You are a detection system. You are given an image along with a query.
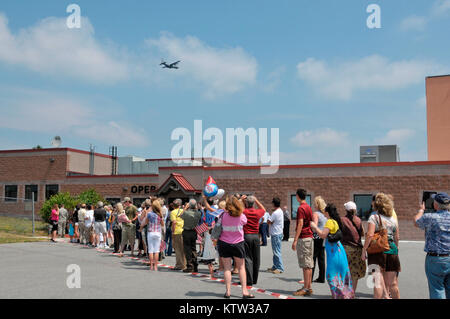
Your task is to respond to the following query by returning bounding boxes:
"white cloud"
[0,89,149,147]
[0,13,129,84]
[73,121,148,148]
[146,33,258,98]
[375,129,415,145]
[400,15,428,31]
[416,96,427,108]
[290,128,350,148]
[262,66,286,93]
[0,13,258,98]
[399,1,450,32]
[296,55,446,100]
[431,0,450,16]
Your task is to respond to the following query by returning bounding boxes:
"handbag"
[367,214,390,254]
[112,214,122,231]
[327,229,343,243]
[211,213,224,240]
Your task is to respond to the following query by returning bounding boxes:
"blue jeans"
[165,226,173,256]
[259,223,269,246]
[271,234,284,272]
[425,255,450,299]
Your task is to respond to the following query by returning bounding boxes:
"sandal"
[242,294,255,299]
[224,293,231,299]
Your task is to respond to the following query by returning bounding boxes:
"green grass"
[0,216,49,244]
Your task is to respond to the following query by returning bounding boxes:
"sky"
[1,0,450,164]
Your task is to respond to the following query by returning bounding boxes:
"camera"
[422,191,437,214]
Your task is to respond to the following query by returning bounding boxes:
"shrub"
[39,192,77,223]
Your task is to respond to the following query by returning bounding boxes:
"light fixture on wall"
[49,158,55,163]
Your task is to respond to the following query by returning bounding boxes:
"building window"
[291,194,311,219]
[4,185,18,202]
[45,184,59,200]
[106,198,121,206]
[25,185,38,202]
[354,194,373,221]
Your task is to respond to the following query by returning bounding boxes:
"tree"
[76,188,107,206]
[33,145,42,149]
[39,192,77,223]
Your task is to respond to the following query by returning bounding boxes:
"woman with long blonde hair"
[312,196,328,283]
[362,193,401,299]
[217,196,254,299]
[140,199,164,270]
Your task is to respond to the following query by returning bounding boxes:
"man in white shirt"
[84,205,94,246]
[267,197,284,274]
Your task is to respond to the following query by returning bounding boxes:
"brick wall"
[0,153,67,181]
[215,175,448,241]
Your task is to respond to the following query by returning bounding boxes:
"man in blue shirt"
[414,192,450,299]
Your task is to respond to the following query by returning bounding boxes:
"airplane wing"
[170,61,181,67]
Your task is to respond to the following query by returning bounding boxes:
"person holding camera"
[414,192,450,299]
[242,195,266,285]
[180,199,202,273]
[50,203,59,242]
[171,199,186,271]
[310,203,354,299]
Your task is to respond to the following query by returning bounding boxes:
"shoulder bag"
[327,229,343,243]
[367,214,390,254]
[211,212,224,240]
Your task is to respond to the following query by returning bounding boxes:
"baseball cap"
[344,201,357,211]
[123,197,131,203]
[431,192,450,205]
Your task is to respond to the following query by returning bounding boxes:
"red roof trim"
[157,173,201,193]
[66,172,159,178]
[145,157,242,166]
[0,147,113,159]
[202,161,450,170]
[159,166,204,170]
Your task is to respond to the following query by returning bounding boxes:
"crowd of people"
[49,189,449,299]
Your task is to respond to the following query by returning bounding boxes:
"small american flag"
[207,209,223,218]
[195,222,209,235]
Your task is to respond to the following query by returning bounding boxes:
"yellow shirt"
[324,219,339,235]
[170,208,184,235]
[392,210,398,224]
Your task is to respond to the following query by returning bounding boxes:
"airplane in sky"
[160,60,181,69]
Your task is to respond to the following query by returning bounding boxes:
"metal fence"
[0,193,36,235]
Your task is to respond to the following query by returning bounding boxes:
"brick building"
[1,147,449,241]
[427,74,450,161]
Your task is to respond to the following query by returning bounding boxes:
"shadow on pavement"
[186,291,236,298]
[276,277,302,283]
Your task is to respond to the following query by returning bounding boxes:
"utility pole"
[32,192,35,236]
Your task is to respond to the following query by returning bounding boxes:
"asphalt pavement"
[0,239,429,299]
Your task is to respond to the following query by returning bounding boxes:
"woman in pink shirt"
[217,196,254,299]
[50,204,59,242]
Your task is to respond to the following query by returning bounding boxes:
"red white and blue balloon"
[203,183,218,197]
